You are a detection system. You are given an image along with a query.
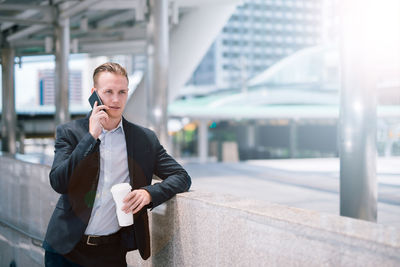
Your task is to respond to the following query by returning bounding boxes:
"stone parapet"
[127,192,400,266]
[0,154,399,266]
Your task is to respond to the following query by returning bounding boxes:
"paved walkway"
[183,157,400,228]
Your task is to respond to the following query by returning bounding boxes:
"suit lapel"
[122,118,151,260]
[123,118,134,185]
[123,117,148,190]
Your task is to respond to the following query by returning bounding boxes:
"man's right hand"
[89,101,109,139]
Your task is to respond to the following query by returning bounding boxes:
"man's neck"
[103,116,122,131]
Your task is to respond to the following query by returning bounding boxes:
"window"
[285,36,294,43]
[285,12,294,19]
[285,48,294,54]
[275,47,283,54]
[296,1,304,8]
[275,23,283,31]
[295,24,304,32]
[285,24,294,31]
[265,23,273,29]
[295,36,304,44]
[265,59,273,65]
[306,14,314,21]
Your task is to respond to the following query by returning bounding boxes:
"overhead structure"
[0,0,240,61]
[124,0,239,127]
[0,0,148,56]
[0,0,240,151]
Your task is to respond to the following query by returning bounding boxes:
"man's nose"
[112,94,119,102]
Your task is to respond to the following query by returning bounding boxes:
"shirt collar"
[101,118,124,134]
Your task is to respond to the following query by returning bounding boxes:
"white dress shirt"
[85,119,130,235]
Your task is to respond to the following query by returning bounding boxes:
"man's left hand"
[122,189,152,214]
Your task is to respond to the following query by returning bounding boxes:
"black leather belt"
[82,230,121,246]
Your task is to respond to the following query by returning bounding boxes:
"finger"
[93,104,107,114]
[123,191,136,203]
[122,197,135,211]
[123,190,146,212]
[132,201,145,214]
[92,102,102,115]
[95,111,108,121]
[97,111,109,119]
[96,105,110,112]
[122,193,139,212]
[129,196,143,213]
[123,192,144,213]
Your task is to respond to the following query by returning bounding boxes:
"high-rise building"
[38,69,82,105]
[188,0,324,88]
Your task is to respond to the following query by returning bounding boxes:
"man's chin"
[107,110,123,119]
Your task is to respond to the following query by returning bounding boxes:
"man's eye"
[105,91,112,94]
[119,91,127,94]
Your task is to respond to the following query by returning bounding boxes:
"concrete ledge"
[127,192,400,266]
[1,155,400,266]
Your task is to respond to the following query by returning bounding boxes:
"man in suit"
[42,62,191,267]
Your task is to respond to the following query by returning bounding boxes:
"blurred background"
[2,1,400,266]
[1,0,399,161]
[0,0,400,225]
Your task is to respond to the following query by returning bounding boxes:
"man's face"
[93,72,129,120]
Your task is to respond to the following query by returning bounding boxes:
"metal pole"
[247,122,255,148]
[18,127,25,154]
[54,17,70,126]
[1,46,17,153]
[147,0,169,147]
[198,120,208,163]
[289,119,297,158]
[339,0,377,222]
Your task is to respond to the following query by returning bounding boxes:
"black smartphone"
[88,90,103,109]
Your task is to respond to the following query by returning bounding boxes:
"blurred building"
[38,69,82,105]
[172,46,400,160]
[188,0,324,88]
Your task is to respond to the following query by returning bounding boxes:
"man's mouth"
[110,106,120,110]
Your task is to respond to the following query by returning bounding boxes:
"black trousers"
[45,240,127,267]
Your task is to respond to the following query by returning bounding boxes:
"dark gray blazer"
[42,114,191,260]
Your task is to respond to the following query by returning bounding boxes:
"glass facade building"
[188,0,324,88]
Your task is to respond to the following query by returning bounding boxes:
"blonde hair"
[93,62,128,87]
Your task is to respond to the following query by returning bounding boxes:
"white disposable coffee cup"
[111,183,134,227]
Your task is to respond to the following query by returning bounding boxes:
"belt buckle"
[86,235,98,246]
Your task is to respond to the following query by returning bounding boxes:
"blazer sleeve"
[49,125,98,194]
[142,131,191,208]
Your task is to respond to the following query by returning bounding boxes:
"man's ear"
[91,88,95,94]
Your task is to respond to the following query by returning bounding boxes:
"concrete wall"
[0,154,56,267]
[128,192,400,266]
[1,154,400,266]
